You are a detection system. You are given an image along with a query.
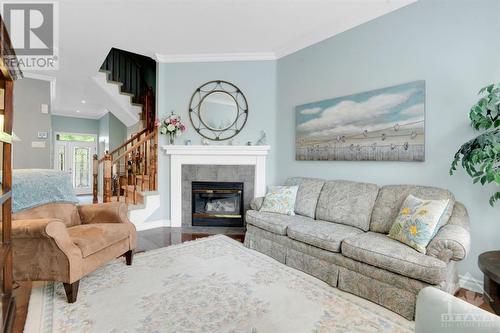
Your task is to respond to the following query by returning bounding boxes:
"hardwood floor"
[11,227,495,332]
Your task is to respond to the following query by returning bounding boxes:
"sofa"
[244,177,471,319]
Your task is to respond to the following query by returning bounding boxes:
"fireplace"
[192,181,244,227]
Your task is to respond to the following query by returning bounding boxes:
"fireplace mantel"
[162,145,271,227]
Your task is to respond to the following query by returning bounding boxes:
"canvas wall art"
[295,81,425,161]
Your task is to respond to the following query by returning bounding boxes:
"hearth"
[192,181,244,227]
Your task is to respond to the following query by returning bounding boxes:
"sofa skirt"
[244,224,460,320]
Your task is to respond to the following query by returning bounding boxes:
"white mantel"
[162,145,271,227]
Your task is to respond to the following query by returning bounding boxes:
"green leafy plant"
[450,83,500,206]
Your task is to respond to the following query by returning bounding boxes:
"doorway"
[54,133,97,195]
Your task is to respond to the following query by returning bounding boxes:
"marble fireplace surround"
[162,145,271,227]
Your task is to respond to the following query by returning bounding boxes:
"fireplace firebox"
[192,181,244,227]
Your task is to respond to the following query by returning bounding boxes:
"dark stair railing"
[94,48,157,204]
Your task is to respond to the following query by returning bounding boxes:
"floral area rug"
[24,235,414,333]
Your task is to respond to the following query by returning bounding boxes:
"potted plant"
[450,83,500,206]
[160,111,187,144]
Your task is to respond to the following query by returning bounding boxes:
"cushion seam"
[342,240,445,282]
[287,230,340,252]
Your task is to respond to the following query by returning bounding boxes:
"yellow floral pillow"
[388,195,450,253]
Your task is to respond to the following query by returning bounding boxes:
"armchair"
[12,202,136,303]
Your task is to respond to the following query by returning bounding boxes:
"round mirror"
[189,81,249,141]
[200,91,238,131]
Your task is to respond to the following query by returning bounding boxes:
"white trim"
[22,72,57,104]
[163,145,271,156]
[155,52,276,63]
[459,274,484,294]
[162,145,270,227]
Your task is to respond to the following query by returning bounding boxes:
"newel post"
[92,154,99,203]
[103,152,112,203]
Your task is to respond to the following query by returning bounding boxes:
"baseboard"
[459,274,484,294]
[134,219,170,231]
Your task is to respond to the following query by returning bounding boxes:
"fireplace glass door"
[192,181,244,227]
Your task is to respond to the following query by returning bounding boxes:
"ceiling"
[25,0,417,120]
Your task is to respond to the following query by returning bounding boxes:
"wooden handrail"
[97,128,148,163]
[112,130,156,164]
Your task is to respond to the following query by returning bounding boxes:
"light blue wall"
[108,112,127,151]
[52,115,99,135]
[13,78,52,169]
[157,61,277,221]
[98,114,110,154]
[276,0,500,280]
[98,113,127,153]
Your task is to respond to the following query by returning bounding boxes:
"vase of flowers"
[160,111,187,144]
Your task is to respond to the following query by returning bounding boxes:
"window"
[57,133,95,142]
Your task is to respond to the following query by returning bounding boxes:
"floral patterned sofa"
[244,177,471,320]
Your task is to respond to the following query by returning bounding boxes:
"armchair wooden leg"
[125,250,133,265]
[63,281,80,303]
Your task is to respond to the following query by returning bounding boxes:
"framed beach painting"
[295,80,425,161]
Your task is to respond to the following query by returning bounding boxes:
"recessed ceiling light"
[76,110,80,113]
[81,100,86,104]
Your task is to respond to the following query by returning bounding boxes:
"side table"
[478,251,500,315]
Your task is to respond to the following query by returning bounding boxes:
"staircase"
[93,48,159,212]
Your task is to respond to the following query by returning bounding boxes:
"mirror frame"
[188,80,249,141]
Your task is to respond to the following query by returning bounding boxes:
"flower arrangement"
[160,111,187,144]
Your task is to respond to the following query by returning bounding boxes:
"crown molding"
[155,52,276,63]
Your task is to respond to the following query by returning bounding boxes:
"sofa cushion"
[285,177,325,218]
[341,232,447,284]
[287,220,363,252]
[246,210,313,235]
[370,185,455,234]
[315,180,379,231]
[68,223,132,257]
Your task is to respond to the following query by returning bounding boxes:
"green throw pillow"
[260,186,299,216]
[388,194,450,254]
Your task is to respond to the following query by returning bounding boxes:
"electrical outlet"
[37,131,48,139]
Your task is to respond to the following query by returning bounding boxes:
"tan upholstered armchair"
[11,202,137,303]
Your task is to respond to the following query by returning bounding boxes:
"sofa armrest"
[44,221,83,261]
[12,218,63,239]
[77,202,130,224]
[416,287,500,333]
[250,197,265,210]
[427,202,470,262]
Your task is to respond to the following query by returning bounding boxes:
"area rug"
[25,235,414,333]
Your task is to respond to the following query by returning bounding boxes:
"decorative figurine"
[256,130,267,145]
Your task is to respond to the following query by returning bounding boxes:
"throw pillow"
[260,186,299,215]
[388,194,450,254]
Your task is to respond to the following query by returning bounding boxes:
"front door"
[54,133,97,195]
